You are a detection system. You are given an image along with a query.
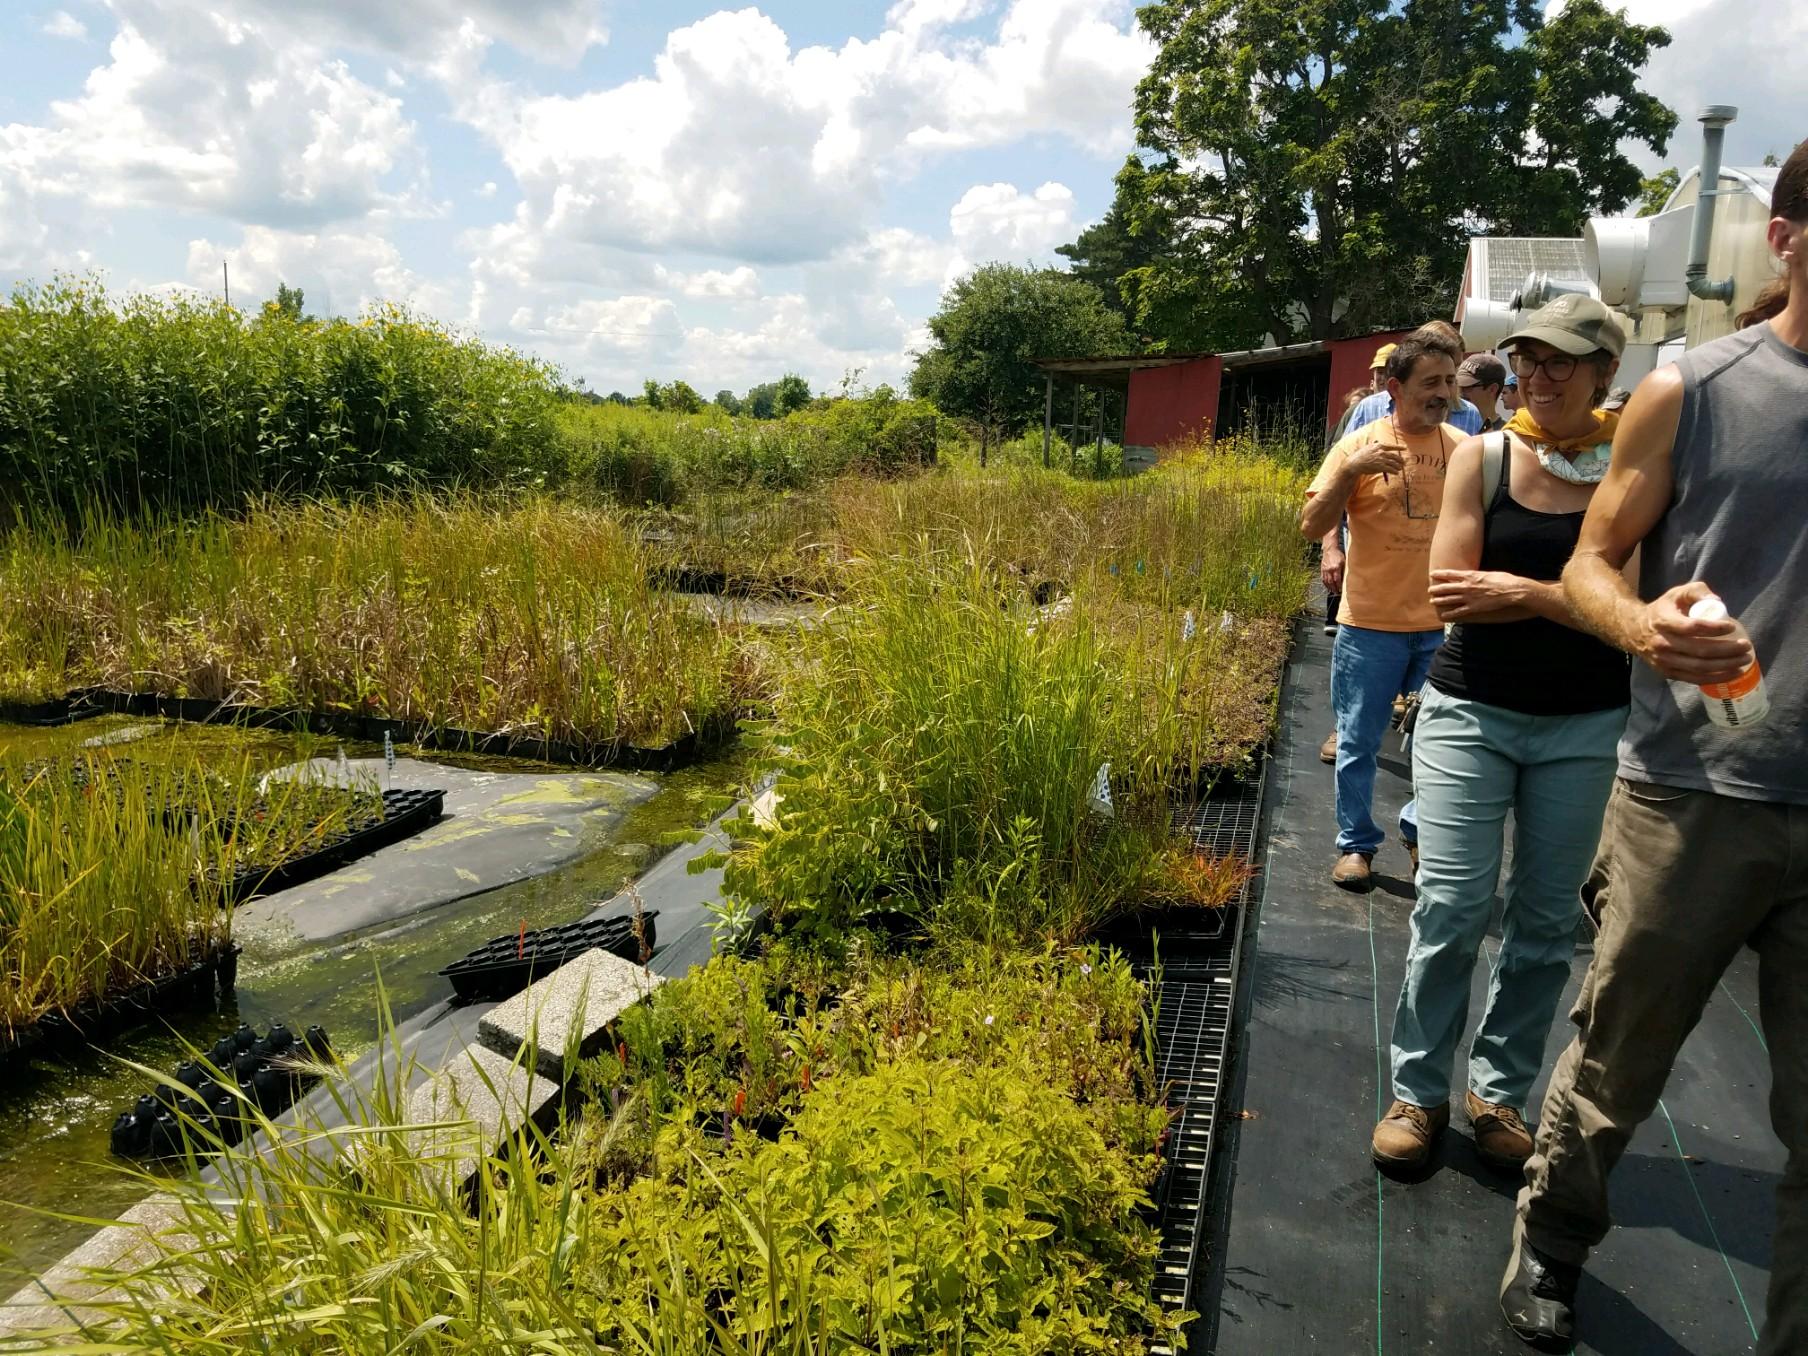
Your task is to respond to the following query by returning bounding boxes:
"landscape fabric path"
[1199,618,1778,1356]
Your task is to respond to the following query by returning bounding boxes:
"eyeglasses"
[1510,352,1580,382]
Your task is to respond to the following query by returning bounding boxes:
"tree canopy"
[908,264,1132,456]
[1072,0,1676,351]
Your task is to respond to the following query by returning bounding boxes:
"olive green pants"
[1517,778,1808,1355]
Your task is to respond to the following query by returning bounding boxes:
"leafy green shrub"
[0,277,564,520]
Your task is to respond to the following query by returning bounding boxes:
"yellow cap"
[1370,343,1397,370]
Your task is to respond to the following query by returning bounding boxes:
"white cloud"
[476,181,498,199]
[185,225,460,323]
[434,0,1149,269]
[43,10,87,39]
[656,264,762,300]
[3,3,425,229]
[950,181,1079,261]
[1545,0,1802,177]
[241,0,606,65]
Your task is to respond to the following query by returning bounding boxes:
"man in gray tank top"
[1498,140,1808,1354]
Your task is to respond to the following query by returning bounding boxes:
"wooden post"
[1070,384,1082,471]
[1042,374,1054,468]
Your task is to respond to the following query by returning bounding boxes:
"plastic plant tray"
[109,1021,332,1160]
[221,786,444,903]
[439,912,658,1002]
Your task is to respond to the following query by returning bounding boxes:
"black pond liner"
[72,689,739,775]
[217,786,445,904]
[439,912,659,1003]
[648,565,822,603]
[0,690,107,727]
[1,944,242,1072]
[109,1021,333,1160]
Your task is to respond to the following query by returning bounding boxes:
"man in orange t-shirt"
[1300,333,1463,891]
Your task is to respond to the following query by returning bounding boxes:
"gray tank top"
[1620,323,1808,803]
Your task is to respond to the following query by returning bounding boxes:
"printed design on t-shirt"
[1400,445,1449,521]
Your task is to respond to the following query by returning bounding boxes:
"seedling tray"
[220,787,444,903]
[109,1021,333,1160]
[440,912,658,1003]
[1,944,242,1072]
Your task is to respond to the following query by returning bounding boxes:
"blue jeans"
[1389,685,1626,1110]
[1330,624,1443,856]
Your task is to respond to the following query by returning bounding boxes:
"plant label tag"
[1182,610,1196,642]
[1088,761,1114,817]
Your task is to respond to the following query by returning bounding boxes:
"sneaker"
[1371,1098,1449,1170]
[1319,731,1338,764]
[1402,838,1419,875]
[1466,1091,1534,1170]
[1331,851,1373,892]
[1500,1225,1580,1351]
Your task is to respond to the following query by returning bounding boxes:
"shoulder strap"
[1480,431,1509,513]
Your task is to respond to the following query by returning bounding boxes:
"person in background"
[1321,383,1375,642]
[1458,353,1510,431]
[1301,334,1463,891]
[1374,296,1629,1177]
[1500,136,1808,1355]
[1501,371,1523,416]
[1348,323,1485,436]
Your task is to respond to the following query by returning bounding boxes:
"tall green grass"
[0,278,565,520]
[0,749,368,1039]
[0,497,751,748]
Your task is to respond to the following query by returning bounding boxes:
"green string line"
[1368,891,1385,1356]
[1719,977,1769,1053]
[1657,1100,1762,1344]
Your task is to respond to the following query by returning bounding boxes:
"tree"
[908,264,1132,462]
[263,281,306,321]
[773,373,812,416]
[713,389,742,415]
[662,380,705,414]
[1638,168,1680,217]
[1115,0,1677,350]
[1055,198,1170,332]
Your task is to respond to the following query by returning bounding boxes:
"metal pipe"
[1686,105,1739,304]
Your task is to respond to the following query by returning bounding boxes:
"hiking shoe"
[1500,1227,1580,1351]
[1371,1099,1449,1170]
[1403,838,1420,875]
[1319,731,1338,764]
[1466,1092,1534,1170]
[1331,851,1373,892]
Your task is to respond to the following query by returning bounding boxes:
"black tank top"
[1427,442,1629,716]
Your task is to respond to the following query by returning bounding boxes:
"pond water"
[0,715,748,1280]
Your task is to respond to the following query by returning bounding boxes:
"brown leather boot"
[1331,851,1373,892]
[1319,730,1338,764]
[1466,1091,1534,1171]
[1372,1099,1449,1170]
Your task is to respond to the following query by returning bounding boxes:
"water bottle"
[1689,596,1770,729]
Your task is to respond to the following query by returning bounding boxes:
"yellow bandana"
[1504,408,1619,485]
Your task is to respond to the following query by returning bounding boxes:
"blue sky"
[0,0,1154,395]
[1,0,1793,395]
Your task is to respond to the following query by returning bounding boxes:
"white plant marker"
[384,731,395,791]
[1182,610,1196,642]
[1220,610,1235,632]
[1088,761,1114,817]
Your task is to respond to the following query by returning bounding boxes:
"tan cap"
[1370,342,1397,370]
[1457,353,1508,386]
[1502,295,1626,358]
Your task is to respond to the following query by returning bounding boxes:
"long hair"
[1737,138,1808,330]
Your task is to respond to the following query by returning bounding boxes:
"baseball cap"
[1457,353,1508,387]
[1370,342,1397,370]
[1501,295,1626,358]
[1504,371,1518,388]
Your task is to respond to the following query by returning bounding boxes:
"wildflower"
[984,1014,995,1026]
[1080,963,1093,977]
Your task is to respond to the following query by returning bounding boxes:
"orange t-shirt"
[1308,419,1461,632]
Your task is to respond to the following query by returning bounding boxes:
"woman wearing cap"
[1371,295,1631,1175]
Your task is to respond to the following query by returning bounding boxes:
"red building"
[1035,329,1412,466]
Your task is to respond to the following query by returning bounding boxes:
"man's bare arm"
[1300,441,1404,540]
[1561,367,1751,683]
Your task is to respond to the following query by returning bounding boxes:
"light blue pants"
[1330,624,1443,856]
[1389,685,1626,1110]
